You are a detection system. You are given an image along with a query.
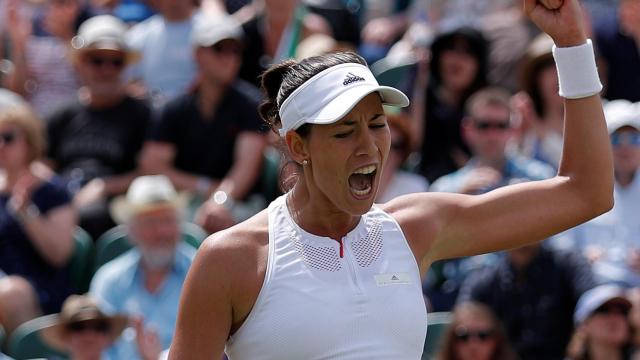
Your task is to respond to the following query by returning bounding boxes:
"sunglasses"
[473,121,510,131]
[67,320,111,333]
[611,132,640,146]
[0,131,17,146]
[594,303,630,316]
[454,328,495,343]
[209,41,243,56]
[86,55,125,69]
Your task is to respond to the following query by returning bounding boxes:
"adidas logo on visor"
[343,72,365,86]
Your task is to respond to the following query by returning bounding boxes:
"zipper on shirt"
[341,236,364,296]
[339,238,344,258]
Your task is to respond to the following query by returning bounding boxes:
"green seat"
[422,311,452,360]
[7,315,68,360]
[93,222,207,272]
[370,55,417,91]
[0,324,5,351]
[68,227,94,293]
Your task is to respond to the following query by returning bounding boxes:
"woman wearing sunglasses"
[39,294,128,360]
[566,285,633,360]
[0,105,77,335]
[170,1,614,358]
[436,301,517,360]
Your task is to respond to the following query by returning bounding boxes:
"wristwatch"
[212,190,236,211]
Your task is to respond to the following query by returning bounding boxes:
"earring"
[302,159,309,166]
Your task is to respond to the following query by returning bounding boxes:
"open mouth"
[348,165,377,198]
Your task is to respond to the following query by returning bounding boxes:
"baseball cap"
[574,284,632,325]
[71,15,140,62]
[192,14,243,48]
[604,99,640,134]
[278,63,410,136]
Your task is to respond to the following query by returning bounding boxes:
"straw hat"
[39,295,128,352]
[110,175,189,224]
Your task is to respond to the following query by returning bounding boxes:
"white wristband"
[552,39,603,99]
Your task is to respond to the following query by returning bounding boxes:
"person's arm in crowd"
[4,0,31,97]
[72,172,140,209]
[139,141,220,195]
[9,174,76,267]
[386,0,614,273]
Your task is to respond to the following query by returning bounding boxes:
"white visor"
[278,63,409,136]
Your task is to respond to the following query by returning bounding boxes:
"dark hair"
[429,27,489,105]
[437,302,517,360]
[258,51,367,136]
[258,52,368,192]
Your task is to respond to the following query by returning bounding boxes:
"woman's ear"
[285,130,309,165]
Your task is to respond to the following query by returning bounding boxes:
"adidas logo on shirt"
[343,72,365,86]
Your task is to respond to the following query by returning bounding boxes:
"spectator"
[511,33,564,169]
[431,87,555,194]
[90,175,195,360]
[46,15,151,240]
[238,0,332,87]
[436,301,517,360]
[458,242,596,360]
[3,0,93,116]
[425,87,553,311]
[551,100,640,286]
[375,107,428,203]
[140,14,267,234]
[0,105,77,334]
[566,284,633,360]
[593,0,640,102]
[125,0,202,107]
[38,294,128,360]
[414,26,489,183]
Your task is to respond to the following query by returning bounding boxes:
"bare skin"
[169,1,613,358]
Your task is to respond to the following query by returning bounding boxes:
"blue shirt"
[430,155,555,194]
[89,244,195,360]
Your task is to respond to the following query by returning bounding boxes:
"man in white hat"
[552,99,640,286]
[139,14,268,235]
[89,175,195,360]
[45,14,151,241]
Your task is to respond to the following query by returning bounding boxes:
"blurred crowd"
[0,0,640,359]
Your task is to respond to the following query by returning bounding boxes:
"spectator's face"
[612,127,640,176]
[0,123,29,170]
[196,40,243,86]
[453,312,498,360]
[439,39,479,93]
[130,206,180,270]
[619,0,640,37]
[464,104,512,161]
[584,300,630,347]
[66,320,112,360]
[77,50,126,95]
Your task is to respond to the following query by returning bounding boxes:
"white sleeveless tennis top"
[225,194,428,359]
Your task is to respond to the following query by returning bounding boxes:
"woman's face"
[0,123,30,170]
[453,312,498,360]
[303,93,390,215]
[584,301,630,347]
[439,40,479,93]
[66,320,112,359]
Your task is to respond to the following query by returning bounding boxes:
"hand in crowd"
[628,249,640,273]
[195,200,236,234]
[6,0,32,51]
[511,91,544,136]
[43,0,80,41]
[361,17,401,46]
[459,166,503,195]
[72,178,106,209]
[133,317,162,360]
[8,171,39,214]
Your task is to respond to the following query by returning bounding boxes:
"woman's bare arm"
[387,0,614,270]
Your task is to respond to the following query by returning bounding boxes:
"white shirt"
[225,195,428,359]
